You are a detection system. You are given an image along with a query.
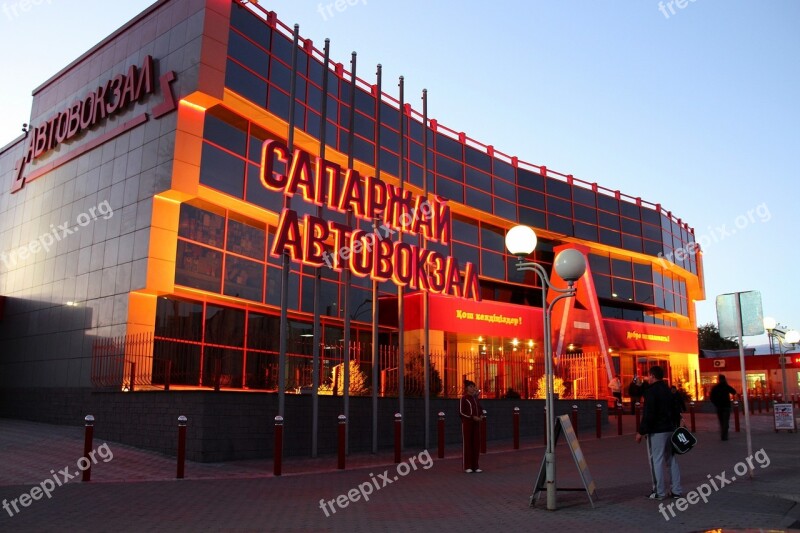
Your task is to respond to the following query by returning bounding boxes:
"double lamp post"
[505,225,586,511]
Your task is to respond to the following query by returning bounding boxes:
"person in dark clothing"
[629,377,643,414]
[709,374,737,441]
[670,385,687,428]
[460,380,483,473]
[635,366,682,500]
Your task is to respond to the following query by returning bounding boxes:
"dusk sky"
[2,0,798,349]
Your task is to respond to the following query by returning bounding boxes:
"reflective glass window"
[547,214,573,235]
[200,144,245,199]
[620,201,640,220]
[599,228,621,247]
[574,204,597,224]
[597,194,619,214]
[228,32,269,78]
[436,133,462,160]
[175,241,223,293]
[518,188,545,210]
[518,168,544,190]
[574,222,597,241]
[519,207,546,229]
[224,256,264,301]
[481,250,505,280]
[267,86,290,121]
[611,258,633,279]
[573,187,596,207]
[589,254,610,275]
[481,223,505,252]
[465,146,491,171]
[613,278,634,300]
[435,176,463,203]
[204,109,248,155]
[494,179,516,202]
[452,215,479,243]
[494,199,516,221]
[435,154,463,181]
[465,166,491,190]
[621,217,642,236]
[547,196,572,217]
[622,234,643,253]
[598,210,619,230]
[466,188,492,212]
[230,6,271,44]
[226,219,266,260]
[546,178,571,199]
[493,159,515,182]
[225,60,267,107]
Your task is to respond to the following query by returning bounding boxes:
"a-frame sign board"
[530,414,597,508]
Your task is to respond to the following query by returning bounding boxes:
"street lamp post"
[505,225,586,511]
[763,317,800,402]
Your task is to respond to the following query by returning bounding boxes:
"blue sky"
[1,0,798,349]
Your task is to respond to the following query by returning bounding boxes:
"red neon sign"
[262,140,480,301]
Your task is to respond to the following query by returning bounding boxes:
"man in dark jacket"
[635,366,682,500]
[710,374,737,441]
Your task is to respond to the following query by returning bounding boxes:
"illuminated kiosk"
[0,0,704,460]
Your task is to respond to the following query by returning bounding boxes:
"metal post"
[480,410,487,454]
[571,405,578,438]
[394,413,402,464]
[689,401,696,432]
[82,415,94,482]
[273,415,283,476]
[595,404,602,439]
[337,415,346,470]
[177,415,187,479]
[513,407,520,449]
[617,403,623,435]
[164,359,171,391]
[635,402,641,430]
[734,401,740,432]
[543,406,547,446]
[129,361,136,392]
[437,412,445,458]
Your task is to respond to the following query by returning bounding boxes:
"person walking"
[608,374,622,407]
[460,380,483,473]
[629,376,643,415]
[710,374,737,441]
[635,366,682,500]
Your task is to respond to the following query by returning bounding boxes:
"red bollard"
[394,413,402,464]
[766,396,772,413]
[733,401,740,432]
[273,415,283,476]
[177,415,187,479]
[596,404,602,439]
[513,407,520,450]
[82,415,94,482]
[616,403,623,435]
[795,394,800,411]
[437,412,445,459]
[635,402,641,430]
[689,402,696,432]
[757,395,762,414]
[571,405,578,438]
[337,415,346,470]
[480,410,487,454]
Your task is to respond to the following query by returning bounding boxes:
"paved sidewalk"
[1,412,798,532]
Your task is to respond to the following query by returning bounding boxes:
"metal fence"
[91,332,608,399]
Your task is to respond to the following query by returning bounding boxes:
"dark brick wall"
[0,388,609,462]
